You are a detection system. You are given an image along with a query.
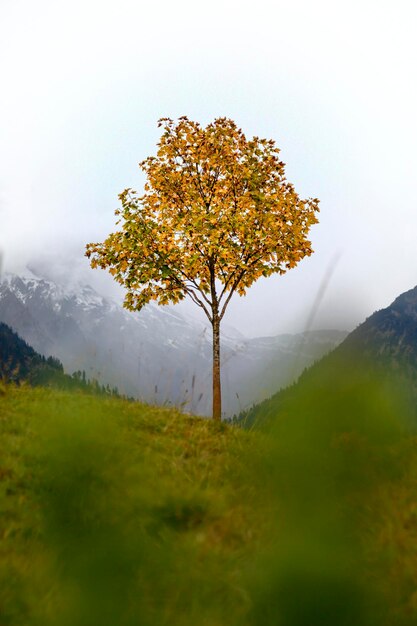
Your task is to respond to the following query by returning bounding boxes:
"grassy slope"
[0,385,264,626]
[1,383,417,625]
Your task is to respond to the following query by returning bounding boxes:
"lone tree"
[86,117,319,420]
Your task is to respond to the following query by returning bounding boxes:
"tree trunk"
[212,313,221,420]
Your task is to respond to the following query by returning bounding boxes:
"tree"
[86,117,319,420]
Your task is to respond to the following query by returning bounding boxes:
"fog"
[1,0,416,337]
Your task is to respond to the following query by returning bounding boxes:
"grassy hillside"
[1,382,417,625]
[0,385,262,626]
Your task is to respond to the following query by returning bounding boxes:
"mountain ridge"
[242,283,417,425]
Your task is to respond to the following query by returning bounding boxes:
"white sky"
[1,0,416,337]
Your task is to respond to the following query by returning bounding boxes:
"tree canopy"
[86,116,319,418]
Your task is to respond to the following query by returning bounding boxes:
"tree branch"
[177,269,212,307]
[185,287,212,322]
[219,269,246,321]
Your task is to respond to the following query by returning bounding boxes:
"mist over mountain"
[244,284,417,424]
[0,269,347,416]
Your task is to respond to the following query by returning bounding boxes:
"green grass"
[1,381,417,625]
[0,385,263,626]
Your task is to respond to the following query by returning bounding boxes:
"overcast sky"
[1,0,416,337]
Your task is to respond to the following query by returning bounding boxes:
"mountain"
[0,321,129,400]
[218,328,347,413]
[0,321,63,385]
[0,321,96,391]
[0,270,347,416]
[335,285,417,376]
[243,284,417,425]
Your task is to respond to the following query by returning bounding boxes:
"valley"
[0,269,347,416]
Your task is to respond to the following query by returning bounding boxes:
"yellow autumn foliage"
[86,116,319,322]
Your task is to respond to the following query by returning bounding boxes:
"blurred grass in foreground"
[1,373,417,625]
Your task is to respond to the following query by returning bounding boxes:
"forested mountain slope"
[244,285,417,425]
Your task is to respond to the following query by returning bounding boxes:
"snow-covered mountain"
[0,270,347,416]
